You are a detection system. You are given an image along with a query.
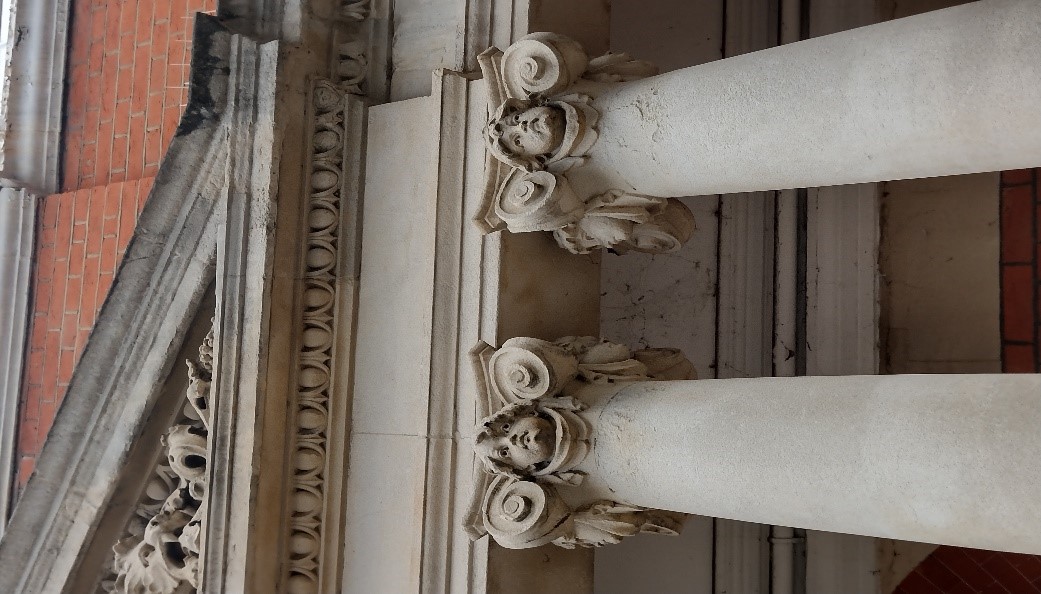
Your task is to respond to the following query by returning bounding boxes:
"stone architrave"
[467,337,1041,554]
[476,0,1041,254]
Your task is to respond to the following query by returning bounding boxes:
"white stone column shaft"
[589,374,1041,554]
[581,0,1041,196]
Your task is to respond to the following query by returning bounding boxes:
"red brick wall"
[999,168,1040,372]
[63,0,208,190]
[896,168,1041,594]
[15,0,216,489]
[896,547,1041,594]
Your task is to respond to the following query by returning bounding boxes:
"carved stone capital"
[475,34,695,256]
[466,336,695,549]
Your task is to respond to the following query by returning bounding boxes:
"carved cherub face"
[486,99,566,171]
[475,405,557,474]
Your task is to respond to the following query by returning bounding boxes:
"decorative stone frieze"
[466,336,694,549]
[475,34,696,255]
[281,73,368,592]
[107,327,213,594]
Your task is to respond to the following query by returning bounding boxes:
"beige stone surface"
[881,173,1001,373]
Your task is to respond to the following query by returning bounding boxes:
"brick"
[45,273,65,325]
[163,105,181,138]
[66,66,89,112]
[71,222,87,243]
[899,567,945,593]
[936,547,996,587]
[53,200,73,246]
[118,1,137,43]
[1001,185,1034,264]
[119,203,138,240]
[28,316,47,350]
[917,557,968,593]
[136,0,155,39]
[38,399,58,430]
[146,93,165,130]
[1005,553,1041,581]
[73,189,91,223]
[60,315,79,349]
[26,349,45,380]
[35,246,55,282]
[76,328,93,354]
[111,135,129,174]
[16,457,35,487]
[1002,169,1037,187]
[132,44,152,98]
[78,142,97,180]
[86,195,105,252]
[152,22,170,62]
[115,64,134,106]
[97,272,114,300]
[144,128,163,169]
[67,252,84,284]
[88,39,105,73]
[17,418,39,453]
[83,107,101,138]
[1003,344,1035,373]
[57,349,75,383]
[1002,265,1035,343]
[39,224,57,250]
[100,236,118,273]
[85,71,103,105]
[104,1,122,43]
[40,198,60,228]
[982,555,1040,593]
[66,25,90,68]
[113,101,131,137]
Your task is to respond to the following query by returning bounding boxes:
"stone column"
[579,0,1041,197]
[475,0,1041,254]
[466,338,1041,555]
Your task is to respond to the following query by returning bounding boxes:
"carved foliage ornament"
[476,34,695,255]
[467,337,693,549]
[108,327,213,594]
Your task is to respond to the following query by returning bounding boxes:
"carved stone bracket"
[465,336,694,549]
[475,34,695,255]
[106,326,213,594]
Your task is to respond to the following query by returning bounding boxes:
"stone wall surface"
[890,168,1041,592]
[15,0,216,490]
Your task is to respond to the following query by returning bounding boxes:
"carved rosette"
[106,327,213,594]
[476,33,696,255]
[466,336,694,549]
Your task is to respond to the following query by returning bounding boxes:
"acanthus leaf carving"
[476,34,694,255]
[107,326,213,594]
[467,337,696,550]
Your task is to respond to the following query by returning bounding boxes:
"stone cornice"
[0,0,70,193]
[0,186,35,532]
[0,15,242,593]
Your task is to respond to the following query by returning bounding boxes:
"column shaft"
[582,0,1041,196]
[589,374,1041,553]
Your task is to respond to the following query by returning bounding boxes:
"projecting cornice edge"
[0,16,270,593]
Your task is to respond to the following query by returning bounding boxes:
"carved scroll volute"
[482,476,572,549]
[469,337,694,550]
[495,170,584,233]
[488,337,579,405]
[500,33,589,99]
